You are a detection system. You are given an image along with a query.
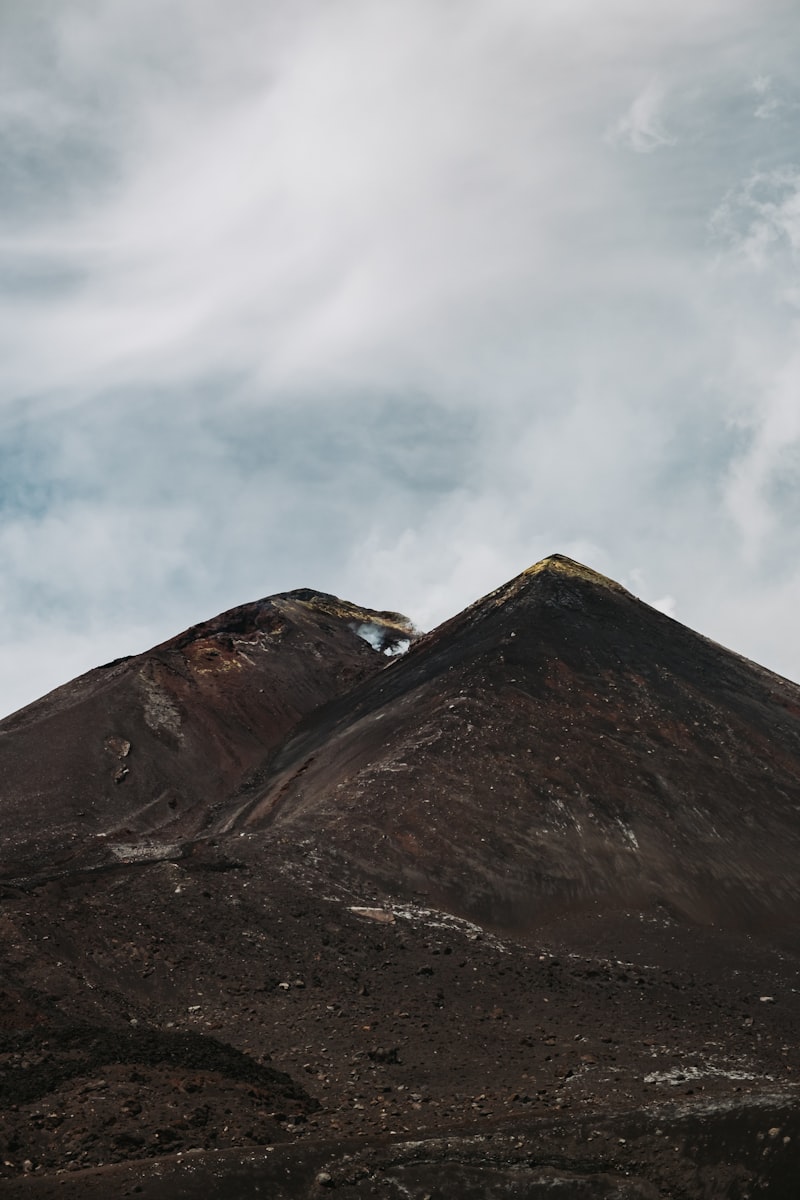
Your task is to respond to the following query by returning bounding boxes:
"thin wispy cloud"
[608,77,676,153]
[2,0,800,715]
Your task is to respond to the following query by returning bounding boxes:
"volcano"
[0,589,414,880]
[229,555,800,933]
[1,556,798,1198]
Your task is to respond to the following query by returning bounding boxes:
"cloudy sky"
[2,0,800,716]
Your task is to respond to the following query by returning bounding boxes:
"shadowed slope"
[234,556,800,931]
[0,591,415,881]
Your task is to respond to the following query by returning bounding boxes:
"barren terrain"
[1,557,798,1197]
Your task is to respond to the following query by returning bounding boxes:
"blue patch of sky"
[0,422,70,518]
[0,249,87,298]
[613,82,800,241]
[203,393,478,494]
[0,383,480,584]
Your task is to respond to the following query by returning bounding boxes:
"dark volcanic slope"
[234,556,800,932]
[0,590,414,881]
[2,556,800,1198]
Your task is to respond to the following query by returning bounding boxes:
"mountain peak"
[279,588,417,651]
[447,553,633,635]
[522,553,630,596]
[238,549,800,936]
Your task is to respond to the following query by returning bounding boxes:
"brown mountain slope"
[0,590,415,882]
[230,555,800,933]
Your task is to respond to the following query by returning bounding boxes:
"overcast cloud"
[2,0,800,716]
